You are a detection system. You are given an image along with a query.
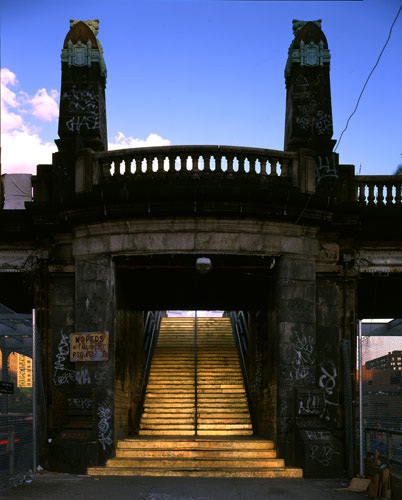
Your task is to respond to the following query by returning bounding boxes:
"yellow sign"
[70,332,109,362]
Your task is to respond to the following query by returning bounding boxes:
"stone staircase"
[87,316,302,478]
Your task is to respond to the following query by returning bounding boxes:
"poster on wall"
[70,331,109,361]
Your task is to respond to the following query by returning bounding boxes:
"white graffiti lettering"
[288,332,315,382]
[61,86,99,115]
[97,404,112,450]
[68,397,92,409]
[53,332,73,386]
[319,363,339,421]
[305,430,331,440]
[310,444,339,467]
[298,390,321,415]
[65,115,99,133]
[75,368,92,385]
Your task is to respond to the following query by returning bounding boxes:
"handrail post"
[194,310,198,436]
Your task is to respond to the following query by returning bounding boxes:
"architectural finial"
[70,19,99,36]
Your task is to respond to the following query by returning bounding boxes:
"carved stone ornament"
[70,19,99,36]
[292,19,322,37]
[61,39,107,78]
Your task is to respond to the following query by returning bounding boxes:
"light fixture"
[195,257,212,275]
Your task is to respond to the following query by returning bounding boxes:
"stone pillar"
[276,254,316,464]
[75,256,115,465]
[316,277,340,429]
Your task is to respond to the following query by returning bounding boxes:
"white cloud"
[2,129,57,174]
[1,68,58,174]
[30,88,59,121]
[108,132,170,150]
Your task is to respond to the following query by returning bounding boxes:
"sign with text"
[70,331,109,362]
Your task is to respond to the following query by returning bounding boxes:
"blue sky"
[1,0,401,175]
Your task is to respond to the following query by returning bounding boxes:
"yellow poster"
[70,332,109,361]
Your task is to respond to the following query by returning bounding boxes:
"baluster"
[377,183,385,204]
[226,155,234,174]
[386,182,394,205]
[123,157,130,175]
[157,155,165,173]
[238,156,245,174]
[395,182,402,204]
[168,155,177,172]
[248,156,256,174]
[358,182,366,204]
[215,154,222,173]
[270,156,278,176]
[178,155,186,172]
[192,154,199,172]
[367,183,375,205]
[134,156,142,174]
[259,157,267,176]
[204,154,211,172]
[114,159,122,176]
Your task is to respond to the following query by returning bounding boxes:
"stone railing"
[75,145,318,194]
[356,176,402,206]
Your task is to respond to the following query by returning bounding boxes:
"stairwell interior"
[88,316,302,477]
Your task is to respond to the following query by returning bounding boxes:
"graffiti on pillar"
[94,369,107,385]
[296,389,324,416]
[319,362,339,421]
[65,115,100,133]
[61,85,101,135]
[309,443,340,467]
[287,330,315,383]
[75,368,92,385]
[53,330,75,386]
[61,86,99,115]
[316,155,338,184]
[97,402,112,450]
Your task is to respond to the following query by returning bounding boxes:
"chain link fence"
[0,306,37,488]
[359,319,402,471]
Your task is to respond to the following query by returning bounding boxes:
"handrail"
[194,311,198,436]
[134,310,163,433]
[228,311,253,421]
[364,426,402,467]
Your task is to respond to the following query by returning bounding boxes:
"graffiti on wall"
[318,362,339,422]
[53,330,76,386]
[97,402,112,450]
[287,330,315,383]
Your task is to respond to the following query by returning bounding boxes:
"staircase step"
[105,458,284,468]
[87,467,303,478]
[115,449,277,459]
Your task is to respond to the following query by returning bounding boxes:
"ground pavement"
[0,473,369,500]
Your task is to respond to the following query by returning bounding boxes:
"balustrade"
[356,176,402,206]
[92,145,297,181]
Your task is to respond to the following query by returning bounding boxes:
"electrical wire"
[334,3,402,153]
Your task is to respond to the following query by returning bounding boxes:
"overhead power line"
[334,3,402,153]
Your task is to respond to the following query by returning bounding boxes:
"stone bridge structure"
[1,19,402,476]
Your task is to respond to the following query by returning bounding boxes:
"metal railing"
[227,311,253,420]
[134,311,163,433]
[194,312,198,435]
[364,426,402,468]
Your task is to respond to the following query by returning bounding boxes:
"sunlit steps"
[87,437,302,478]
